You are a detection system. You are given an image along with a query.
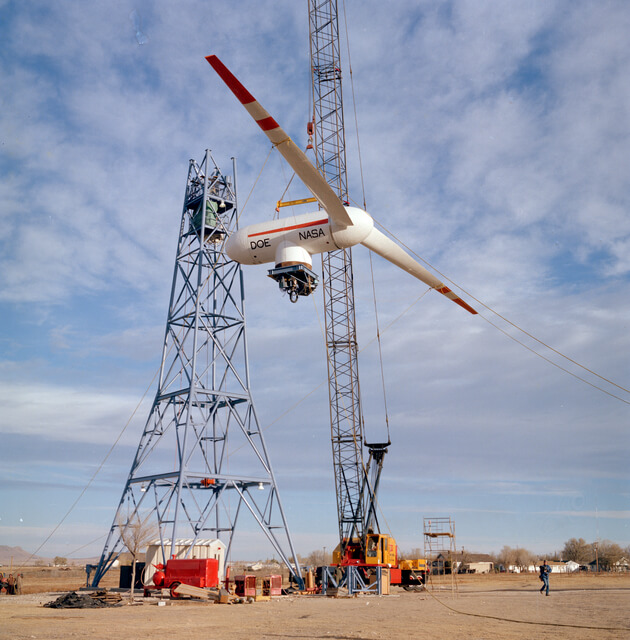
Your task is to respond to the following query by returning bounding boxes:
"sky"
[1,0,629,565]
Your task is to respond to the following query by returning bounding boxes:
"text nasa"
[249,227,326,250]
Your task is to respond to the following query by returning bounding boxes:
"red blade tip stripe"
[256,116,280,132]
[206,55,280,132]
[454,298,478,315]
[206,55,255,105]
[437,286,477,315]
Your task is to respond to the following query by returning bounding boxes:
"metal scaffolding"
[424,516,457,593]
[91,150,302,588]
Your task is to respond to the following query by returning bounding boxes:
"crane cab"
[365,534,397,566]
[332,534,397,567]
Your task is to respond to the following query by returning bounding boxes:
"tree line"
[458,538,627,572]
[556,538,628,569]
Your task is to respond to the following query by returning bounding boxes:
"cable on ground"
[422,583,630,632]
[372,217,630,405]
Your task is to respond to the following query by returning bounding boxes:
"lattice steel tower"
[91,150,302,586]
[309,0,379,555]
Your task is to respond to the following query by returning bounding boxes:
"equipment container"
[262,574,282,596]
[234,574,257,597]
[165,558,219,589]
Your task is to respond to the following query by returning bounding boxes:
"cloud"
[1,0,628,559]
[0,380,144,445]
[551,511,630,520]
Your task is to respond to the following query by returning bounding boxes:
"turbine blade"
[361,228,477,314]
[206,55,352,228]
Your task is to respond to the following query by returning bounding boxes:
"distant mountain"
[0,545,46,565]
[0,546,101,566]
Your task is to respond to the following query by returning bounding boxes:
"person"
[539,559,551,596]
[6,573,15,595]
[16,573,23,595]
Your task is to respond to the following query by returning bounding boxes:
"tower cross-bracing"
[91,150,301,587]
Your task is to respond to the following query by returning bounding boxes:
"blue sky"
[1,0,629,563]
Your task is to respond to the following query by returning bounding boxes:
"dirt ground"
[1,570,629,640]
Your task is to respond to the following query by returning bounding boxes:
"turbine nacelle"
[226,207,374,301]
[226,207,373,266]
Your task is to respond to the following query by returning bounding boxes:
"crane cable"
[342,0,391,444]
[341,0,628,407]
[310,287,423,545]
[421,583,630,632]
[16,261,218,566]
[252,289,431,443]
[372,218,630,405]
[275,140,322,220]
[342,0,368,210]
[30,270,420,564]
[236,145,274,226]
[14,356,162,570]
[367,251,392,445]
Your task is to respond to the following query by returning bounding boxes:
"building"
[432,552,495,574]
[564,560,581,573]
[460,553,494,574]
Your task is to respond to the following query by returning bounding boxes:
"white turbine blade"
[361,228,477,314]
[206,55,352,228]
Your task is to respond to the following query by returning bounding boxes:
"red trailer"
[146,558,219,598]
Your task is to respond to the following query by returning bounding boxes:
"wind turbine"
[206,54,476,316]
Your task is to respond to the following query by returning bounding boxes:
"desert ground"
[1,568,629,639]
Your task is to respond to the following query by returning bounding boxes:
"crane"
[306,0,394,571]
[206,0,476,592]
